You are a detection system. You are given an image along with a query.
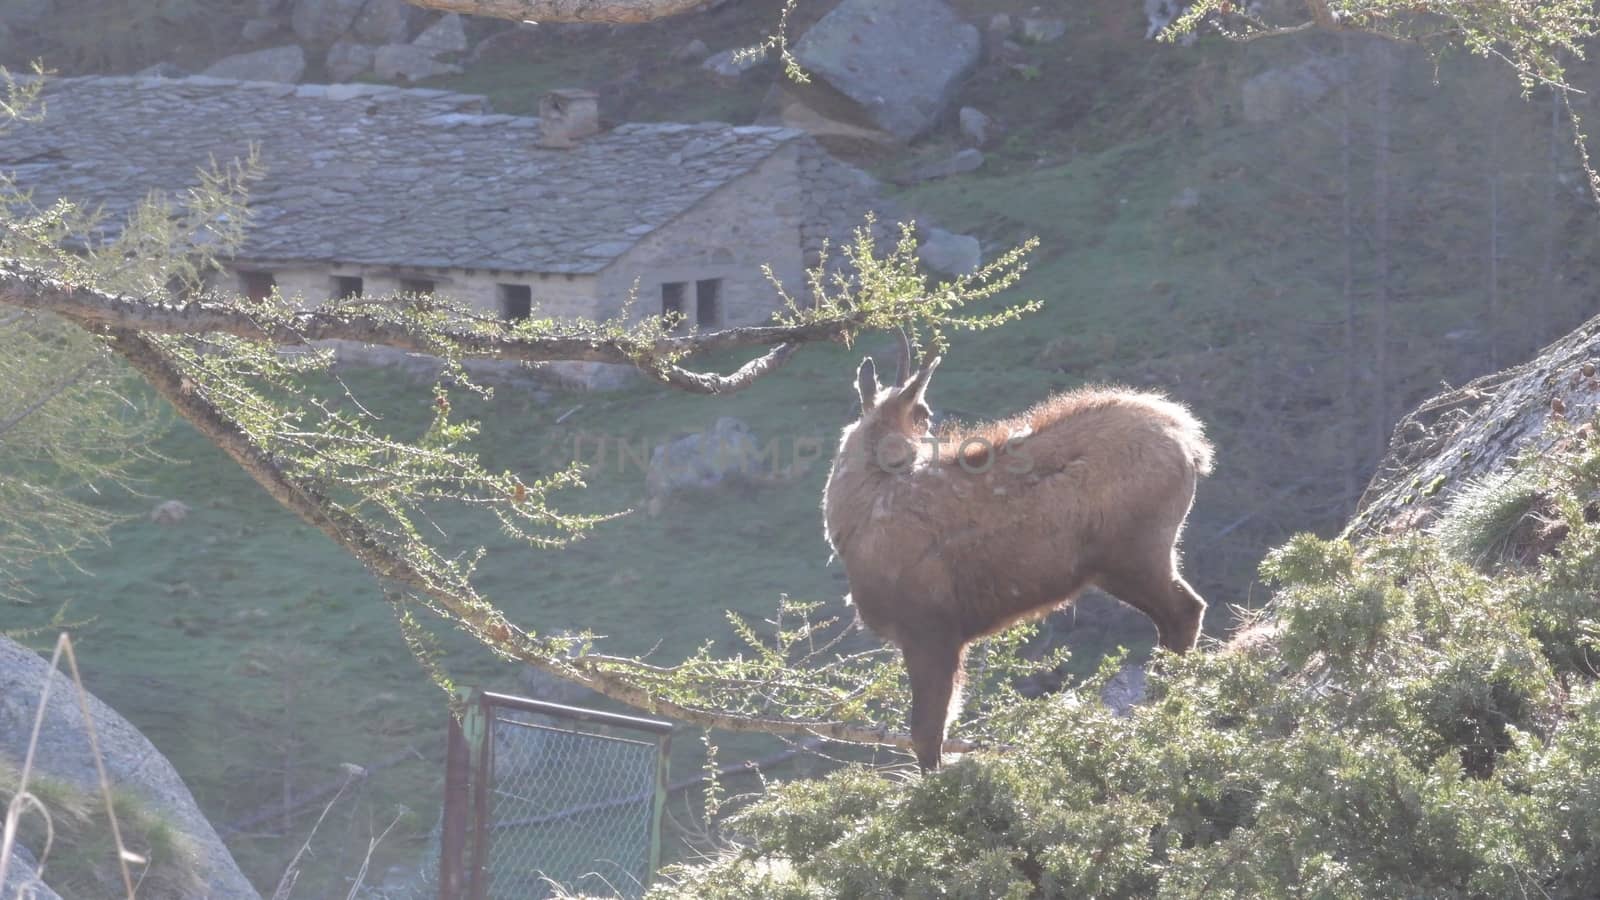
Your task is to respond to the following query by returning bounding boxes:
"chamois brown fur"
[822,354,1213,771]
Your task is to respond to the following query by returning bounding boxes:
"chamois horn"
[895,328,913,387]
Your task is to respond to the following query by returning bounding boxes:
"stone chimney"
[538,89,600,148]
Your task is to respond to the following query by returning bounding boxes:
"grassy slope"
[14,0,1600,891]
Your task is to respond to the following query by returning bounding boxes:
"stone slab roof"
[1,76,807,274]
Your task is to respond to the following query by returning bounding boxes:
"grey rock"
[201,45,306,83]
[150,499,191,525]
[645,417,764,509]
[958,106,990,146]
[910,147,984,182]
[917,226,980,276]
[1241,56,1348,123]
[1170,186,1200,211]
[671,37,709,63]
[412,12,467,55]
[0,636,260,899]
[794,0,980,141]
[374,43,461,82]
[325,39,376,81]
[1,842,63,900]
[702,46,768,79]
[1017,16,1067,43]
[290,0,365,44]
[0,20,12,60]
[254,0,289,15]
[240,16,284,41]
[1100,661,1148,716]
[353,0,416,44]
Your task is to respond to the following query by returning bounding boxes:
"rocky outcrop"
[790,0,980,142]
[0,636,259,899]
[201,45,306,83]
[1351,314,1600,537]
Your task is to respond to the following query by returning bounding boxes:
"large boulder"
[791,0,980,142]
[917,227,981,276]
[0,636,259,898]
[1351,314,1600,537]
[644,417,765,514]
[1240,56,1348,124]
[411,13,468,55]
[201,45,306,83]
[351,0,416,44]
[290,0,365,43]
[325,39,376,81]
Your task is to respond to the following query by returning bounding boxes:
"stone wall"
[601,143,807,329]
[231,263,600,319]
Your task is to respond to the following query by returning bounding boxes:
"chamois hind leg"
[901,632,966,772]
[1095,564,1206,654]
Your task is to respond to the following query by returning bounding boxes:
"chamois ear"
[904,356,941,401]
[856,357,879,412]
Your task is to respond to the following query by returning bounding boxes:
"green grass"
[1,756,203,898]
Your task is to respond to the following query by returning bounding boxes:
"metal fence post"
[649,730,671,884]
[439,697,471,900]
[467,690,492,900]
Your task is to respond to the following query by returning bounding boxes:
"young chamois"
[822,340,1214,771]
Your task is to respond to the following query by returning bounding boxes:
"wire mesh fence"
[410,690,673,900]
[485,711,664,898]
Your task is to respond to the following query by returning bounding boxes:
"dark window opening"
[498,283,533,321]
[400,278,435,295]
[239,271,276,303]
[332,275,364,300]
[696,278,723,328]
[661,282,687,325]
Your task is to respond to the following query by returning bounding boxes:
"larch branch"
[91,319,972,759]
[0,259,861,395]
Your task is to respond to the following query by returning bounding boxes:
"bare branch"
[405,0,721,24]
[649,341,800,393]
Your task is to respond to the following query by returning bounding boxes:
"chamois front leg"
[902,631,966,772]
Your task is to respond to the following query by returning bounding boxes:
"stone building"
[4,75,884,385]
